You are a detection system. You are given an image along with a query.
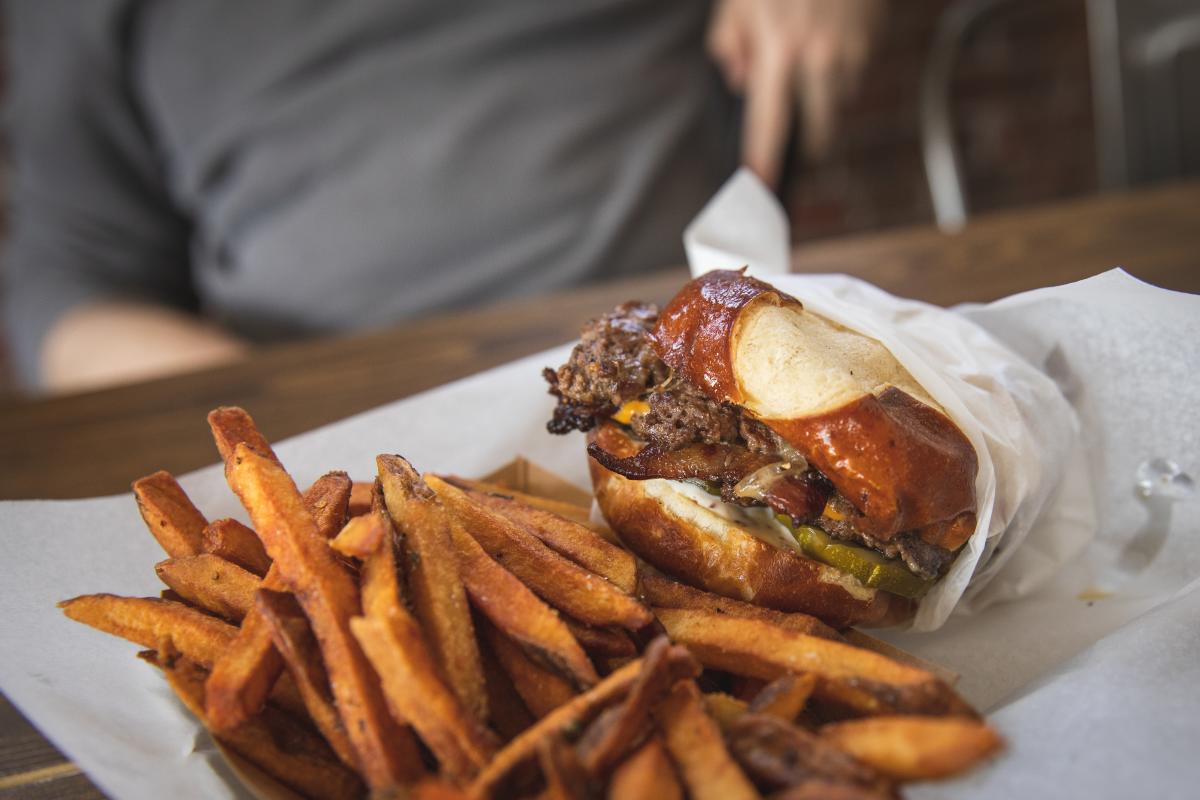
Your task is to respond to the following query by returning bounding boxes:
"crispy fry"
[132,470,207,558]
[538,734,591,800]
[563,620,638,659]
[330,510,389,559]
[378,456,488,723]
[447,476,595,527]
[145,653,363,800]
[480,618,577,719]
[352,615,497,783]
[441,476,636,593]
[578,637,699,775]
[228,444,423,788]
[704,693,749,731]
[607,737,682,800]
[471,652,697,798]
[205,420,359,734]
[654,680,759,800]
[57,593,306,719]
[447,517,597,690]
[654,609,972,718]
[303,471,353,537]
[60,594,235,665]
[748,673,817,723]
[641,572,841,640]
[820,715,1003,781]
[726,714,883,793]
[255,589,358,770]
[428,475,651,630]
[207,406,279,467]
[155,554,261,622]
[348,481,375,517]
[202,518,272,576]
[478,630,537,741]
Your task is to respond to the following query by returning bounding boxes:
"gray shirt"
[2,0,737,385]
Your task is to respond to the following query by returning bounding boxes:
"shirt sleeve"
[1,0,192,387]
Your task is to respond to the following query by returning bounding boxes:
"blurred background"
[0,0,1196,396]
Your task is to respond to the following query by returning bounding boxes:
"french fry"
[606,737,682,800]
[155,554,261,622]
[654,609,972,718]
[477,629,537,741]
[255,588,358,770]
[726,713,882,792]
[538,734,591,800]
[351,490,497,781]
[470,658,645,798]
[704,692,749,731]
[352,615,497,783]
[303,471,353,537]
[202,518,272,576]
[641,572,841,640]
[145,653,363,800]
[330,510,388,559]
[748,673,818,723]
[348,481,375,517]
[447,475,595,527]
[57,594,306,719]
[132,470,207,558]
[654,680,759,800]
[762,780,890,800]
[577,637,699,776]
[208,406,279,467]
[441,476,636,593]
[446,517,598,690]
[60,594,235,666]
[563,620,638,659]
[205,411,357,734]
[227,444,424,788]
[480,618,577,719]
[377,456,488,723]
[820,716,1003,781]
[428,475,651,630]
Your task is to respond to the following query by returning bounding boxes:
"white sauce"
[641,478,877,602]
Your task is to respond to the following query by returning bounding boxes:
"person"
[1,0,882,392]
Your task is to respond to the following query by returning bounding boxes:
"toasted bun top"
[651,270,977,540]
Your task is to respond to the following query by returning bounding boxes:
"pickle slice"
[776,515,933,599]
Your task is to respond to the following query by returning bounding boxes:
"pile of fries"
[60,407,1001,799]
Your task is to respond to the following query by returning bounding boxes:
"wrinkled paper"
[1,170,1197,798]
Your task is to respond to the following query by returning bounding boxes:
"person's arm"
[708,0,885,186]
[1,1,218,391]
[41,300,247,392]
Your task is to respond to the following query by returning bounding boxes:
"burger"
[543,270,979,627]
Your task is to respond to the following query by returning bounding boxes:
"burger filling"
[545,302,957,596]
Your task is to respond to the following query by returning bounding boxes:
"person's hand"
[708,0,884,187]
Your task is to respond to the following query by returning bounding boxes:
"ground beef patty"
[545,301,667,434]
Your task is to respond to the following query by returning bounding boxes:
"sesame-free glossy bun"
[588,423,911,628]
[650,270,978,546]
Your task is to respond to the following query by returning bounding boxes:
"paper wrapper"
[2,171,1198,797]
[688,169,1088,630]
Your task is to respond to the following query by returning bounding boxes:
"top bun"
[651,270,977,545]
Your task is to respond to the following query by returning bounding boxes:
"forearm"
[40,300,249,392]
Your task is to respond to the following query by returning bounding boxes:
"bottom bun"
[588,423,911,628]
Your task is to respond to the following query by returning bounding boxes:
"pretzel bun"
[589,422,911,628]
[651,271,977,544]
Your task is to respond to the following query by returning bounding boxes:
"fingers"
[741,37,794,189]
[797,42,839,163]
[707,0,751,93]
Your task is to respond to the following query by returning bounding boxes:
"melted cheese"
[612,399,650,425]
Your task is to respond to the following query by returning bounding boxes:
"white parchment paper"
[2,171,1197,798]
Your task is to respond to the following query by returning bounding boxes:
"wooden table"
[1,179,1197,798]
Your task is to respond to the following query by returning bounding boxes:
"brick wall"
[786,0,1096,242]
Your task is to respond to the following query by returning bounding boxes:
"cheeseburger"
[544,270,978,627]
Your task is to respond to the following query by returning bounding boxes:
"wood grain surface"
[1,180,1198,799]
